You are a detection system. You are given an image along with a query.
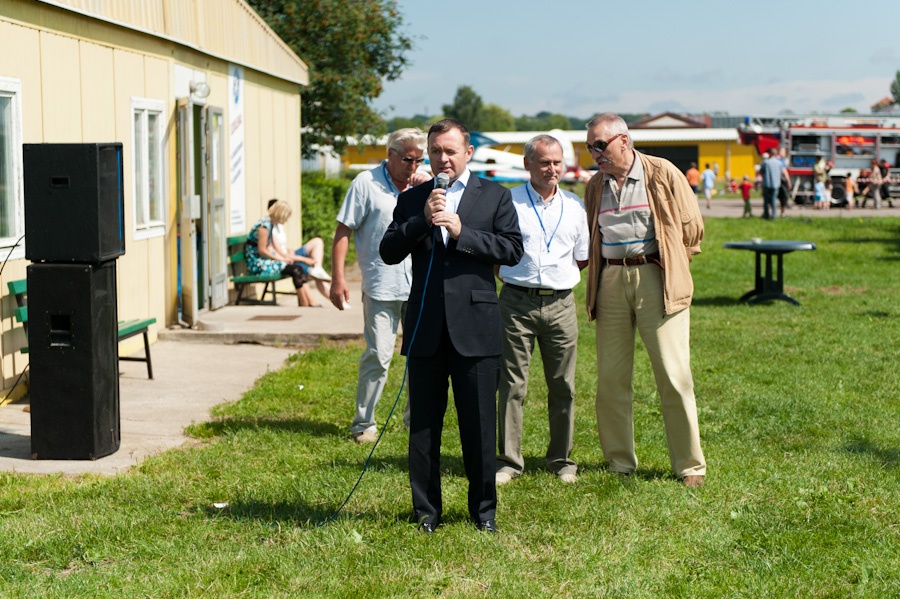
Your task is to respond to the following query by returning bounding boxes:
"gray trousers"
[496,285,578,477]
[349,294,408,434]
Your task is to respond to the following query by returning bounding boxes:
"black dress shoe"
[475,519,498,533]
[417,521,438,534]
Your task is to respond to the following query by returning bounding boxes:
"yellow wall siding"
[0,22,43,141]
[242,82,262,228]
[1,2,303,383]
[39,31,82,141]
[79,41,116,141]
[36,0,308,85]
[255,87,275,217]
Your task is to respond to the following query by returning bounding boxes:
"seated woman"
[246,201,317,307]
[266,199,331,301]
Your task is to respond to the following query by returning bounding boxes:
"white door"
[177,98,199,327]
[205,106,228,310]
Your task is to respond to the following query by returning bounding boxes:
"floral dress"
[246,217,286,275]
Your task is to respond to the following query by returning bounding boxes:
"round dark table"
[722,240,817,305]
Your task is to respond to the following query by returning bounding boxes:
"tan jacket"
[585,151,703,320]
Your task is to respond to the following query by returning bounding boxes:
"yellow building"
[0,0,307,394]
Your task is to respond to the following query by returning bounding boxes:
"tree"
[840,107,858,114]
[246,0,413,158]
[891,70,900,105]
[480,104,515,131]
[442,85,484,130]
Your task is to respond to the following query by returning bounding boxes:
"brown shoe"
[683,475,704,488]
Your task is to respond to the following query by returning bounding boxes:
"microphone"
[435,172,450,190]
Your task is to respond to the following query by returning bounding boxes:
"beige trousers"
[595,263,706,477]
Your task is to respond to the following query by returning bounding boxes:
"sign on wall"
[228,64,245,233]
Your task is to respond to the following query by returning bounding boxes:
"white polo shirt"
[335,161,412,301]
[499,182,589,290]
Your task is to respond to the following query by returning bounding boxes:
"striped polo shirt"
[598,155,658,259]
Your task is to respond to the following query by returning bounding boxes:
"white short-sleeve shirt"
[336,162,412,301]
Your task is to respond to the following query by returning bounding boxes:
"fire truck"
[738,115,900,206]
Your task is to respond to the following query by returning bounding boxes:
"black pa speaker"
[27,262,120,460]
[24,143,125,263]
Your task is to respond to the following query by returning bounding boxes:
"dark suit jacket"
[380,174,523,358]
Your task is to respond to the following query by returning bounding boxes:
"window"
[131,98,165,239]
[0,77,23,256]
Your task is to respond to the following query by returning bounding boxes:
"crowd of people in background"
[683,151,894,217]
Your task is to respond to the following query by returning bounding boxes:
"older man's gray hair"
[387,128,427,154]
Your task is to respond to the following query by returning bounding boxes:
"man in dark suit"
[380,119,523,534]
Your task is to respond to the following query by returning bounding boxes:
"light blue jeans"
[350,294,408,434]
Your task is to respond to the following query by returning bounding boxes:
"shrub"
[298,171,354,270]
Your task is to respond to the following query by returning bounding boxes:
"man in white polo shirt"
[330,128,428,443]
[584,113,706,487]
[495,134,589,485]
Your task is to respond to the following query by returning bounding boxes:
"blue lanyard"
[525,185,564,252]
[382,162,399,196]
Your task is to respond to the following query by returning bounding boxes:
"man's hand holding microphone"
[425,172,462,239]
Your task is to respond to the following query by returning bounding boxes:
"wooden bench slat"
[227,233,288,305]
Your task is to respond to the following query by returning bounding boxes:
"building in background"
[0,0,307,395]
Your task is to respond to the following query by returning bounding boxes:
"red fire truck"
[738,115,900,206]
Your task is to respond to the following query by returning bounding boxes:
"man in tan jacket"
[584,113,706,487]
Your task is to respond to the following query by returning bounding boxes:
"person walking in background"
[583,113,706,488]
[380,119,523,534]
[879,159,893,208]
[777,147,791,216]
[685,162,700,195]
[701,163,716,210]
[844,173,857,210]
[739,175,753,217]
[860,158,883,209]
[760,149,791,219]
[330,128,429,444]
[495,135,589,487]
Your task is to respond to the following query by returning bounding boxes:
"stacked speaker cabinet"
[23,143,125,460]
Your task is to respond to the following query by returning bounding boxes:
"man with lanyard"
[495,134,589,486]
[584,113,706,488]
[330,128,429,443]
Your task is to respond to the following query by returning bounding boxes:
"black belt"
[605,252,661,267]
[505,284,570,297]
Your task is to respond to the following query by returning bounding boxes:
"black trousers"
[407,322,499,526]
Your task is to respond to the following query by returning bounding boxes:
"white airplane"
[467,129,592,184]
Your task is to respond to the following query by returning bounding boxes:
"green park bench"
[227,234,288,305]
[7,278,157,379]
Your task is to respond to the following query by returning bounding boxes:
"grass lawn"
[2,216,900,597]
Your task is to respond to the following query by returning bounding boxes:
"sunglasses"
[585,133,622,154]
[391,149,425,165]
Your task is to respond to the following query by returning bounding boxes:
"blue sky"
[372,0,899,120]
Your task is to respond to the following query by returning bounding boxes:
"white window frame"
[131,97,166,240]
[0,77,24,260]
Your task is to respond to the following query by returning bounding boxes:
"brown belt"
[605,252,661,267]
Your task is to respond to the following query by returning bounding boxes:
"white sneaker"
[352,430,377,444]
[558,473,578,484]
[308,265,332,282]
[495,471,514,485]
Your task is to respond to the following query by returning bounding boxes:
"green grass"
[2,216,900,597]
